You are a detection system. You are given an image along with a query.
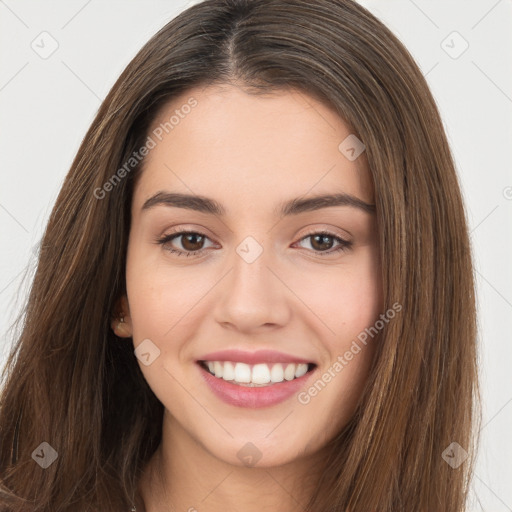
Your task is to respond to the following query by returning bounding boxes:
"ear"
[111,294,133,338]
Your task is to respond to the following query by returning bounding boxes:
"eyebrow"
[141,191,376,217]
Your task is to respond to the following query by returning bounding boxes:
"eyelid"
[298,226,352,244]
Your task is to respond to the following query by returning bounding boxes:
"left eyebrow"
[141,191,376,216]
[277,193,376,216]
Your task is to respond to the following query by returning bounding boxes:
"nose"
[213,240,291,333]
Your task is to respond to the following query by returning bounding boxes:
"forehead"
[133,84,374,214]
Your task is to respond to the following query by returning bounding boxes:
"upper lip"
[197,349,316,365]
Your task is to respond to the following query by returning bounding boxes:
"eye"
[294,230,352,257]
[155,230,215,257]
[154,229,352,258]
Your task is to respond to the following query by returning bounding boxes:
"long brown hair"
[0,0,479,510]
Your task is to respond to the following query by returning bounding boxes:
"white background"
[1,1,511,510]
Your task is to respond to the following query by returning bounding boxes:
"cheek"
[125,252,196,408]
[294,250,382,422]
[294,248,383,343]
[125,242,197,340]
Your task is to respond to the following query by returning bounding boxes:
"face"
[116,84,383,468]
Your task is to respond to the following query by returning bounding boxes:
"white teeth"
[213,361,223,378]
[295,363,308,378]
[270,363,284,383]
[223,361,235,381]
[202,361,313,385]
[251,363,271,384]
[284,363,296,381]
[234,362,251,383]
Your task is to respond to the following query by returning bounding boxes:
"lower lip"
[197,363,316,408]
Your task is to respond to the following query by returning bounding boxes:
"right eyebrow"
[142,192,225,215]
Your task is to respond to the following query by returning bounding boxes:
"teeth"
[284,363,296,381]
[295,363,308,378]
[234,362,251,383]
[252,363,271,384]
[223,361,235,381]
[213,361,223,378]
[202,361,312,385]
[270,363,284,383]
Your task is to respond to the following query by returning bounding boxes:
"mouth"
[197,360,317,387]
[195,349,319,408]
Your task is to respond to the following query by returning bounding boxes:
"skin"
[112,83,383,512]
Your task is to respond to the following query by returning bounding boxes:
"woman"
[0,0,479,510]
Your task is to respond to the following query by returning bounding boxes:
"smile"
[196,350,318,408]
[199,360,315,386]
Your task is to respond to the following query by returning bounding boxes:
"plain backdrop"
[1,1,511,510]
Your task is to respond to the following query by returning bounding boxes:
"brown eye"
[180,233,206,251]
[295,231,352,256]
[156,231,214,257]
[310,234,335,251]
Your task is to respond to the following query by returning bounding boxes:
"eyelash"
[154,228,352,258]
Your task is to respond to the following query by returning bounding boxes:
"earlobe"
[111,295,133,338]
[111,315,133,337]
